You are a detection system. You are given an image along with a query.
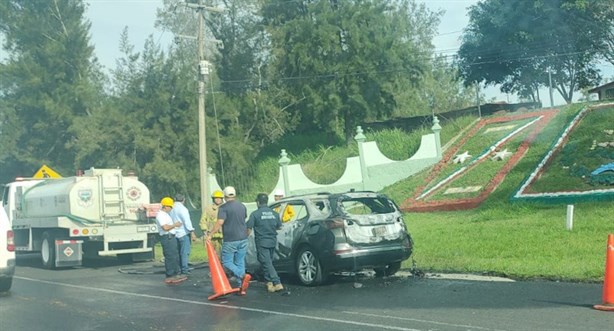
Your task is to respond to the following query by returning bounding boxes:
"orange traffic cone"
[206,240,240,300]
[594,234,614,311]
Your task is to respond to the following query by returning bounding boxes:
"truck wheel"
[41,232,56,269]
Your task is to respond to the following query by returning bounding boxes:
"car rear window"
[339,197,396,215]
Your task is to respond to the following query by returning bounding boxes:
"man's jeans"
[177,235,191,274]
[160,234,180,277]
[221,239,248,284]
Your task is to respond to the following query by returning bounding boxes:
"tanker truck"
[1,168,158,268]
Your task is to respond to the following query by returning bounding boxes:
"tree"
[154,0,299,194]
[72,30,202,201]
[394,55,474,117]
[0,0,102,183]
[262,0,440,142]
[206,0,297,146]
[572,1,614,68]
[457,0,609,104]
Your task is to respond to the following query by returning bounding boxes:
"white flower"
[491,149,512,161]
[453,151,472,164]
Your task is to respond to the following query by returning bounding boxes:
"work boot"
[266,282,275,293]
[240,274,252,295]
[273,283,284,292]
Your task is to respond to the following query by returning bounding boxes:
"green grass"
[154,239,208,263]
[405,202,613,282]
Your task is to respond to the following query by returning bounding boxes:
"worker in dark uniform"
[246,193,284,292]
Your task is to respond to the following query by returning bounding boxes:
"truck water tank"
[22,169,150,222]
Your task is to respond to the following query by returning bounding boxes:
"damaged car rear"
[246,190,413,286]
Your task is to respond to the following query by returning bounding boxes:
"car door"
[272,200,309,271]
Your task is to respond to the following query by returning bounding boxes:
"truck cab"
[2,178,43,224]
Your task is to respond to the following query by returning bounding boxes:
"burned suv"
[246,190,413,286]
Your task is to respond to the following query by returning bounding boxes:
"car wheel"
[41,231,57,269]
[374,261,402,277]
[0,278,12,292]
[296,247,326,286]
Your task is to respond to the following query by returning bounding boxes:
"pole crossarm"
[184,3,224,13]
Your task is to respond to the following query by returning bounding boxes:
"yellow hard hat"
[160,197,174,207]
[211,190,224,199]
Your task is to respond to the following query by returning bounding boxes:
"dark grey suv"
[246,191,413,286]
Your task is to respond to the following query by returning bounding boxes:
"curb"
[397,271,515,282]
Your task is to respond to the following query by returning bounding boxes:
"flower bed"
[511,103,614,204]
[401,109,558,212]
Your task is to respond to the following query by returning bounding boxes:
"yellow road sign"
[33,165,62,179]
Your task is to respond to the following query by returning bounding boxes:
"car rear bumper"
[325,242,412,271]
[0,258,16,278]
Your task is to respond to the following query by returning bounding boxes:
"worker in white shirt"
[156,197,186,284]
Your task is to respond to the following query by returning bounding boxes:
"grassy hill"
[204,103,614,282]
[387,103,613,282]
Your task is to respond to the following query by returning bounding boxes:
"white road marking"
[16,276,420,331]
[343,311,506,331]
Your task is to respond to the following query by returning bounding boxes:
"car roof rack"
[344,189,376,194]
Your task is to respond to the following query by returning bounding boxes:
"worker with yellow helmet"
[200,190,225,255]
[273,189,295,222]
[156,197,186,284]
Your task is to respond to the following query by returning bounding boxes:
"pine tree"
[0,0,103,181]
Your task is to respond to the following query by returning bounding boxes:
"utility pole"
[475,83,482,118]
[548,67,554,108]
[184,1,223,210]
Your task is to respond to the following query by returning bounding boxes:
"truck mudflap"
[55,240,83,268]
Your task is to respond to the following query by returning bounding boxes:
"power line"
[214,48,601,87]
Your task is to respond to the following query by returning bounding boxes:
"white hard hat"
[223,186,236,197]
[274,189,285,196]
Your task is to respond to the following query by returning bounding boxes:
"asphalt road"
[1,256,612,331]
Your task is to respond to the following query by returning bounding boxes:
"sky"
[84,0,611,106]
[84,0,475,66]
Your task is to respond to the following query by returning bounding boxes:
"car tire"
[0,278,12,292]
[41,231,57,269]
[296,247,326,286]
[374,261,402,277]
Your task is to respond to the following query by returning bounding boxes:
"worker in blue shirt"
[170,193,196,275]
